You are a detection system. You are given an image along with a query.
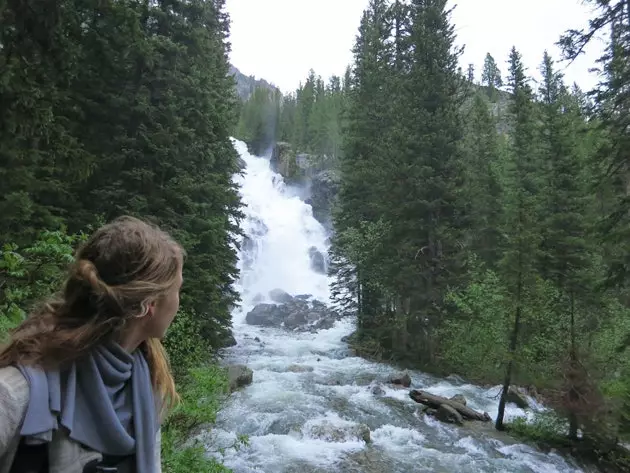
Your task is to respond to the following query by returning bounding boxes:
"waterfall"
[203,139,584,473]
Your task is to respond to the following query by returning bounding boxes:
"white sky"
[225,0,606,94]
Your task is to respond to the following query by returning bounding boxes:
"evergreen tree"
[460,92,503,266]
[496,47,541,430]
[481,52,503,100]
[392,0,465,360]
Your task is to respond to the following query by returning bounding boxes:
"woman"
[0,216,185,473]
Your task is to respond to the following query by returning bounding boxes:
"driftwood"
[409,390,492,422]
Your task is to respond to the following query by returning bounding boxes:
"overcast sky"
[225,0,606,94]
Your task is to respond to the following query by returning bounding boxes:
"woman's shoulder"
[0,365,29,411]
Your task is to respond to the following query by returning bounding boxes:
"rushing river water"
[204,139,585,473]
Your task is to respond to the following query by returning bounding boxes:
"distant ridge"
[229,65,280,100]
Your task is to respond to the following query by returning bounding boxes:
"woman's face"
[148,267,183,338]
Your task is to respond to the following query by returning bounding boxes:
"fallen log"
[409,390,491,422]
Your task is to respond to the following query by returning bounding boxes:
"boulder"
[370,383,386,396]
[286,364,314,373]
[245,293,341,333]
[388,371,412,388]
[269,288,294,304]
[309,169,341,229]
[222,332,237,348]
[450,394,467,406]
[307,422,371,444]
[285,310,308,329]
[227,365,253,392]
[245,303,288,327]
[308,247,327,274]
[506,386,530,409]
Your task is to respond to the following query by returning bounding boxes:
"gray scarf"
[17,341,157,473]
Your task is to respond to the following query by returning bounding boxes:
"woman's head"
[67,215,184,343]
[0,216,185,409]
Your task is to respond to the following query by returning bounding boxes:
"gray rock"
[227,365,253,392]
[308,246,327,274]
[245,303,288,326]
[286,364,314,373]
[245,294,342,333]
[450,394,467,406]
[506,386,530,409]
[307,422,371,444]
[388,371,412,388]
[370,383,386,396]
[269,288,294,304]
[310,169,341,229]
[222,332,237,348]
[285,310,307,329]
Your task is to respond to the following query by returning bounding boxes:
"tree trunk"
[568,290,579,440]
[409,390,491,422]
[496,257,523,431]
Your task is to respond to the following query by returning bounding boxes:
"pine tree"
[460,91,503,266]
[481,52,503,100]
[537,51,596,438]
[559,1,630,286]
[496,47,541,430]
[330,0,395,322]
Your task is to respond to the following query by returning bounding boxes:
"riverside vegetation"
[234,0,630,470]
[0,0,245,471]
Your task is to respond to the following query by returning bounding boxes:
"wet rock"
[269,288,294,304]
[287,364,314,373]
[307,421,371,444]
[310,169,341,230]
[388,371,412,388]
[222,332,237,348]
[227,365,253,392]
[506,386,530,409]
[285,310,308,329]
[254,337,261,342]
[370,383,386,396]
[450,394,467,406]
[245,303,287,327]
[308,246,327,274]
[245,293,341,333]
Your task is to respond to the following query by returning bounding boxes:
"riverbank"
[345,330,630,473]
[161,364,248,473]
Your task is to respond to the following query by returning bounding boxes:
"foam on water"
[208,139,586,473]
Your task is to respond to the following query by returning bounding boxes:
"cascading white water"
[204,139,586,473]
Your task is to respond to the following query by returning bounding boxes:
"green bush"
[0,230,86,340]
[161,365,248,473]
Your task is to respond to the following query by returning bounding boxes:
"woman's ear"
[139,299,157,318]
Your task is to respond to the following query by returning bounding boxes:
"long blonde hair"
[0,216,184,412]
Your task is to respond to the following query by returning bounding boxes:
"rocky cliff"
[270,142,340,233]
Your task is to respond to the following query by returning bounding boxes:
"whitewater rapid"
[203,139,585,473]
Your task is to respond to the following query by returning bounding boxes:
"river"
[204,139,585,473]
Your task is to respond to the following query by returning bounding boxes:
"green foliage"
[0,0,242,352]
[161,365,247,473]
[440,258,509,382]
[163,309,212,381]
[507,411,568,444]
[0,230,86,340]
